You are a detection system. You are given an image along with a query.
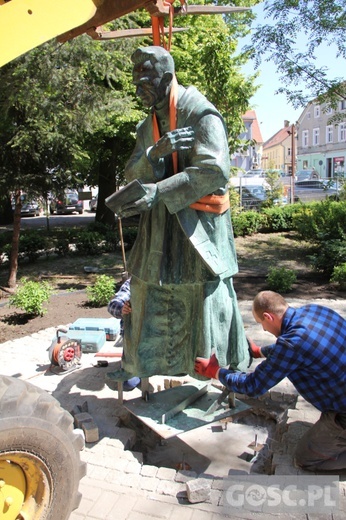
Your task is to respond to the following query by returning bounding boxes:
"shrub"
[309,239,346,275]
[293,200,346,242]
[86,274,115,307]
[54,236,70,256]
[330,263,346,290]
[260,204,300,232]
[232,211,264,237]
[75,231,104,255]
[9,278,54,316]
[19,230,48,262]
[266,267,297,293]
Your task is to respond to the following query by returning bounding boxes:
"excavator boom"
[0,0,250,67]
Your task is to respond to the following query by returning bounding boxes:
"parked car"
[243,169,266,177]
[295,169,319,182]
[50,190,83,214]
[293,179,339,202]
[235,184,287,210]
[11,194,42,217]
[89,195,98,212]
[20,201,42,217]
[236,185,267,209]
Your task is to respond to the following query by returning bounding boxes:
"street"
[8,210,95,230]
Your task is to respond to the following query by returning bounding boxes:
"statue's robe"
[122,85,250,378]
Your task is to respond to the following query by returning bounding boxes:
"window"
[287,147,291,157]
[326,125,333,144]
[307,112,311,119]
[340,100,346,111]
[326,106,333,115]
[314,105,320,118]
[313,128,320,145]
[302,130,309,147]
[338,123,346,142]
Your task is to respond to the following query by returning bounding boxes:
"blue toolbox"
[68,317,121,341]
[64,329,106,353]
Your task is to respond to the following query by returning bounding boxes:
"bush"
[266,267,297,293]
[9,278,54,316]
[232,211,264,237]
[54,236,70,256]
[293,200,346,242]
[86,274,115,307]
[311,239,346,275]
[330,263,346,290]
[75,231,104,255]
[19,230,48,262]
[260,204,300,232]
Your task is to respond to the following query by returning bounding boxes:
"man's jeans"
[295,411,346,471]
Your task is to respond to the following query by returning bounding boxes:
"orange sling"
[152,75,230,214]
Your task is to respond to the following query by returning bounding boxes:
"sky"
[239,3,345,142]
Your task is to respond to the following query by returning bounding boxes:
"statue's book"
[105,180,146,215]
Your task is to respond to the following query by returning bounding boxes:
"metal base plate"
[124,381,251,439]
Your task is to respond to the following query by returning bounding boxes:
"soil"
[0,232,344,343]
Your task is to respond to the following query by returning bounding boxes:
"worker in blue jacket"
[195,290,346,472]
[108,278,141,391]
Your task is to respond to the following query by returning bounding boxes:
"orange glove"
[247,338,262,358]
[194,353,220,379]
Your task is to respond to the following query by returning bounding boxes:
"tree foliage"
[0,2,260,284]
[246,0,346,108]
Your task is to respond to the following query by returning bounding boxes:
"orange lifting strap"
[151,0,186,51]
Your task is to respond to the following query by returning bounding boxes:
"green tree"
[171,0,258,153]
[246,0,346,109]
[0,21,141,286]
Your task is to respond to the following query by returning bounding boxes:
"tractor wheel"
[0,375,86,520]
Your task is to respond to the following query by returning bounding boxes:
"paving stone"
[156,466,177,481]
[141,464,159,477]
[132,497,174,518]
[140,476,160,492]
[125,459,142,474]
[157,480,186,497]
[73,412,93,428]
[82,420,99,443]
[186,478,211,503]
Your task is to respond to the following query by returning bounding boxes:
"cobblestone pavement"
[1,298,345,519]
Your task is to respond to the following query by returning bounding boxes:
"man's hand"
[122,301,132,315]
[247,338,262,358]
[149,126,195,162]
[119,183,158,217]
[194,353,220,379]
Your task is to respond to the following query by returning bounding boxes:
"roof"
[263,124,293,149]
[243,110,263,144]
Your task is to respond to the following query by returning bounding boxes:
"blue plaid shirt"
[219,304,346,412]
[107,278,131,335]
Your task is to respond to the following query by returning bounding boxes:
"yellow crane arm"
[0,0,98,67]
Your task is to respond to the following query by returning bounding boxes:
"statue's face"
[132,60,168,108]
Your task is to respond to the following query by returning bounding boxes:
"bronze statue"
[107,46,249,383]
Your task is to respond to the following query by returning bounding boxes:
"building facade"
[231,110,263,171]
[296,100,346,178]
[261,121,294,174]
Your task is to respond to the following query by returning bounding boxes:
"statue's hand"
[119,183,158,217]
[149,126,195,162]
